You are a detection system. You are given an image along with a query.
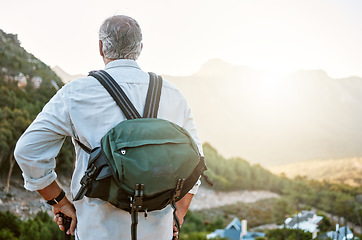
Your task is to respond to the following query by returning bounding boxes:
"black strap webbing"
[89,70,141,120]
[143,72,163,118]
[171,201,181,239]
[131,209,138,240]
[74,139,92,154]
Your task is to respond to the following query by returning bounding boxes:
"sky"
[0,0,362,78]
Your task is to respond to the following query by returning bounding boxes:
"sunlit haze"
[0,0,361,78]
[2,0,362,165]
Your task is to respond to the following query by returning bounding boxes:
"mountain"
[54,58,362,167]
[0,29,72,177]
[52,66,86,84]
[163,59,362,166]
[267,158,362,186]
[0,29,62,88]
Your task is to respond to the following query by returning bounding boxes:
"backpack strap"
[89,70,141,120]
[74,139,92,154]
[171,201,181,239]
[143,72,163,118]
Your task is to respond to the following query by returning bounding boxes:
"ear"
[99,40,104,57]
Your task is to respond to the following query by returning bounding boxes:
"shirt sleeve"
[14,86,74,191]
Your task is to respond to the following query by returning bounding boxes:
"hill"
[268,157,362,186]
[52,59,362,168]
[0,29,63,88]
[0,29,73,181]
[163,59,362,166]
[52,65,86,84]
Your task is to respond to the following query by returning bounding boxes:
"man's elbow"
[14,138,28,166]
[14,140,22,161]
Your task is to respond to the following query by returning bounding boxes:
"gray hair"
[99,15,142,60]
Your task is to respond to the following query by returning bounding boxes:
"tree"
[19,211,64,240]
[0,211,20,237]
[0,107,30,193]
[272,198,292,224]
[0,229,17,240]
[182,211,206,234]
[282,178,313,240]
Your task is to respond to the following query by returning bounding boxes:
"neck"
[103,57,134,66]
[103,57,115,66]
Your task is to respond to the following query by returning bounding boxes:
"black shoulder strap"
[75,139,92,154]
[143,72,163,118]
[89,70,141,120]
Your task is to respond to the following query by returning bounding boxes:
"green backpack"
[73,70,211,240]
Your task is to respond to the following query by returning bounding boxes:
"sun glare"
[258,72,282,96]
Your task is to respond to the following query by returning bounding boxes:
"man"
[14,15,202,240]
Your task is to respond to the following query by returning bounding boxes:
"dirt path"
[190,187,280,210]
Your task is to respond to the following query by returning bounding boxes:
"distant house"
[284,210,323,238]
[317,225,354,240]
[207,217,266,240]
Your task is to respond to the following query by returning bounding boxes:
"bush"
[0,211,70,240]
[0,228,17,240]
[0,211,20,237]
[266,228,312,240]
[19,211,64,240]
[179,232,209,240]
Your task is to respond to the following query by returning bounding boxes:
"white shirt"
[14,59,202,240]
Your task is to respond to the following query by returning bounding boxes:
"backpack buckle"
[74,163,97,201]
[80,163,97,186]
[131,184,144,209]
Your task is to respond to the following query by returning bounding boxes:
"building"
[318,225,354,240]
[207,218,266,240]
[284,210,323,238]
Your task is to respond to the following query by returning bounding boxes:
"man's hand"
[53,198,77,236]
[37,180,77,236]
[173,193,194,239]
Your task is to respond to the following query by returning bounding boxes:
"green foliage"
[182,211,206,233]
[55,137,75,178]
[0,30,62,86]
[283,178,362,225]
[179,232,210,240]
[316,211,332,233]
[195,198,286,229]
[206,216,224,232]
[0,29,74,178]
[203,143,291,192]
[181,210,225,237]
[272,198,292,224]
[0,211,69,240]
[0,228,17,240]
[0,211,20,237]
[266,228,312,240]
[19,211,63,240]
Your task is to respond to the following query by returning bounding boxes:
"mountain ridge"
[268,157,362,186]
[52,65,86,83]
[53,59,362,167]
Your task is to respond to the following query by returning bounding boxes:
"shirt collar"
[104,59,141,70]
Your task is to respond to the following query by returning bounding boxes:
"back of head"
[99,15,142,60]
